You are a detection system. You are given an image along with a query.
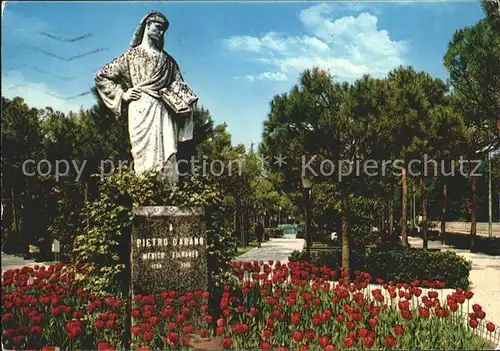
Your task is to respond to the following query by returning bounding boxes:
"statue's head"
[130,11,169,48]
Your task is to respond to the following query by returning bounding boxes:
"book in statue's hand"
[160,80,198,116]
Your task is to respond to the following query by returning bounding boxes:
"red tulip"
[476,310,486,320]
[419,307,430,319]
[305,328,316,340]
[385,336,397,348]
[319,336,330,348]
[181,336,191,347]
[465,291,474,299]
[29,325,42,334]
[358,328,369,338]
[291,312,301,326]
[168,332,179,345]
[368,318,377,327]
[143,331,154,342]
[221,336,233,349]
[97,342,115,351]
[182,324,194,334]
[132,325,141,335]
[261,341,271,350]
[325,345,336,351]
[313,317,321,326]
[199,327,209,338]
[363,337,374,349]
[486,322,496,332]
[343,337,354,348]
[469,319,479,328]
[472,304,482,313]
[216,318,225,328]
[150,316,159,325]
[394,325,404,336]
[293,331,304,342]
[263,328,273,339]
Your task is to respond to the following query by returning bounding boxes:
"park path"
[1,252,48,273]
[233,234,305,264]
[408,236,500,328]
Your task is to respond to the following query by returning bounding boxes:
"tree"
[481,0,500,32]
[444,19,500,147]
[444,19,500,247]
[262,68,392,272]
[1,97,45,253]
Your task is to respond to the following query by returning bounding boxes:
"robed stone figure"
[95,11,194,183]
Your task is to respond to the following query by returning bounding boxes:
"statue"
[95,11,197,184]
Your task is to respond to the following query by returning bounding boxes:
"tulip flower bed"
[2,264,127,351]
[2,261,499,351]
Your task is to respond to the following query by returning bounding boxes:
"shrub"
[289,245,472,289]
[265,227,284,238]
[359,246,472,289]
[289,249,341,270]
[443,233,500,256]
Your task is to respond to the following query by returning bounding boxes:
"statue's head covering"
[130,11,169,48]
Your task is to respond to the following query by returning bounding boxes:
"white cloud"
[224,3,408,83]
[2,71,94,113]
[225,36,263,52]
[236,71,288,82]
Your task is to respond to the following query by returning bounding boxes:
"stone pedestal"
[131,206,208,295]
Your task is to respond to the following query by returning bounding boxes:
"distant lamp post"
[278,206,282,226]
[488,151,493,237]
[301,174,313,256]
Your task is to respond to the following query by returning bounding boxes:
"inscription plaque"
[131,206,208,295]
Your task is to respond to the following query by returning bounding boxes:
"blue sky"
[1,1,486,149]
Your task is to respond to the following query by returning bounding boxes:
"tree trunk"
[421,177,428,250]
[470,174,477,251]
[235,196,243,247]
[11,188,17,233]
[242,206,246,247]
[401,166,408,246]
[441,181,447,245]
[84,181,90,229]
[388,194,394,237]
[341,189,350,273]
[304,188,311,256]
[381,209,385,232]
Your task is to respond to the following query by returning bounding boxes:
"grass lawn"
[40,261,59,265]
[311,241,341,248]
[235,240,260,257]
[312,242,330,248]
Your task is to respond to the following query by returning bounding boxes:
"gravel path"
[233,235,305,264]
[1,252,47,273]
[408,237,500,328]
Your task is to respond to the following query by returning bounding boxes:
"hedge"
[265,227,284,238]
[289,249,341,270]
[289,245,471,289]
[361,246,471,289]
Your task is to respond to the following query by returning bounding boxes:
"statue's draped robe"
[95,46,193,179]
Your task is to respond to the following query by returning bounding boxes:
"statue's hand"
[123,87,142,102]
